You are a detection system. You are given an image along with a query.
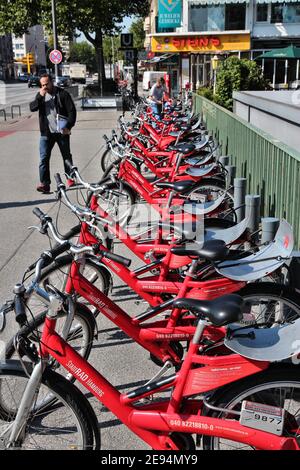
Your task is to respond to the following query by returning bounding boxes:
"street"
[0,81,38,116]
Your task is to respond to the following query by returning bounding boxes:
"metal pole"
[219,155,230,166]
[273,59,276,89]
[133,48,138,99]
[51,0,59,81]
[296,60,299,81]
[284,59,288,86]
[245,194,261,242]
[111,37,115,80]
[261,217,280,244]
[225,165,236,187]
[234,178,247,223]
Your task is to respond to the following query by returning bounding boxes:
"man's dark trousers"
[39,134,73,185]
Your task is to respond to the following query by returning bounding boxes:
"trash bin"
[115,93,123,111]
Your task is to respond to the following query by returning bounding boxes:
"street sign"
[124,50,134,62]
[49,49,63,65]
[121,33,133,48]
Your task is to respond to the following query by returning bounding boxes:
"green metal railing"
[193,93,300,248]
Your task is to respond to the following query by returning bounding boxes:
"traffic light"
[21,53,34,65]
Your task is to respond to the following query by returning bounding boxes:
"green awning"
[256,45,300,60]
[190,0,249,4]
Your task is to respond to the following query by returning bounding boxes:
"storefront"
[151,31,251,91]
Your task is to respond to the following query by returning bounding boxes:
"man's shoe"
[36,183,50,193]
[67,178,75,188]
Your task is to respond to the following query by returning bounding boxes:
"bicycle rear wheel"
[0,363,99,450]
[203,366,300,450]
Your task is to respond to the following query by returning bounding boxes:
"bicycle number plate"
[239,401,284,436]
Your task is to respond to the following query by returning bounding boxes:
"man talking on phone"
[30,73,77,193]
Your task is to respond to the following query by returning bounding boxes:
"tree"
[69,42,97,72]
[129,17,145,51]
[0,0,150,94]
[214,56,269,110]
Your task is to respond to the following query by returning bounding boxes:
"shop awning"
[149,53,176,63]
[256,45,300,60]
[190,0,249,4]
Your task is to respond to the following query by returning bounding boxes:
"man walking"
[149,77,168,121]
[30,73,77,193]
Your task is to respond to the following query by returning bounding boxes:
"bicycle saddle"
[171,239,229,261]
[167,143,196,154]
[155,180,195,194]
[172,294,243,327]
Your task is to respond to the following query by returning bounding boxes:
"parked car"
[18,73,30,82]
[55,75,72,88]
[28,74,40,88]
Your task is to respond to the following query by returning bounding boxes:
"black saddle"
[171,239,229,262]
[155,180,195,194]
[168,143,196,154]
[172,294,243,327]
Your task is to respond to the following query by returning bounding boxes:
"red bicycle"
[3,259,300,450]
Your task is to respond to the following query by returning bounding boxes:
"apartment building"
[13,25,47,75]
[145,0,300,92]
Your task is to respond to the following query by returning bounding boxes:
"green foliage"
[0,0,150,91]
[214,56,268,110]
[197,86,214,101]
[129,17,145,51]
[69,42,97,71]
[102,36,121,64]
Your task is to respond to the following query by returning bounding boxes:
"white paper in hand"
[56,114,69,133]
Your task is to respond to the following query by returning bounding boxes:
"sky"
[77,16,133,42]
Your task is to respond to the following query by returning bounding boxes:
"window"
[271,2,300,23]
[256,4,268,22]
[188,3,246,32]
[225,4,246,30]
[271,4,283,23]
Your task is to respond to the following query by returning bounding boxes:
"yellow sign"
[151,33,250,53]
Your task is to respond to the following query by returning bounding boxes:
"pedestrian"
[149,77,168,121]
[30,73,77,193]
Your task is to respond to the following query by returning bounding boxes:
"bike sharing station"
[3,72,300,450]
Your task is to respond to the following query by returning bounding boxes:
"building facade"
[144,0,300,93]
[0,34,14,81]
[13,25,47,76]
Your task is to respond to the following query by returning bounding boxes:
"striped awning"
[190,0,249,4]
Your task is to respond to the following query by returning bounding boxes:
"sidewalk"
[0,107,160,450]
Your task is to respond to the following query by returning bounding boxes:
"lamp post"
[211,54,219,95]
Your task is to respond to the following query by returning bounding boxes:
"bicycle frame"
[30,310,298,450]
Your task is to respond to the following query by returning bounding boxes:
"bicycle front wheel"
[0,364,99,450]
[203,366,300,450]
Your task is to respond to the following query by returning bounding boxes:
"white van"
[143,71,167,91]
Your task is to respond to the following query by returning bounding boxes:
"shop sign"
[158,0,182,29]
[151,33,251,53]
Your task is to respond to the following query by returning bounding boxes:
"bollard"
[234,178,247,223]
[225,165,236,187]
[219,155,230,166]
[261,217,280,244]
[246,195,261,242]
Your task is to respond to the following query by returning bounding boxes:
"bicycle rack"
[11,105,21,119]
[234,178,247,223]
[0,109,6,121]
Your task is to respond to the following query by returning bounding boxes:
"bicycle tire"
[202,365,300,450]
[237,282,300,326]
[100,147,119,173]
[0,362,100,449]
[3,303,96,415]
[25,254,112,318]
